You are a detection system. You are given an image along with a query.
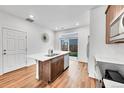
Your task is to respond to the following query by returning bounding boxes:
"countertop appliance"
[48,49,53,56]
[110,13,124,38]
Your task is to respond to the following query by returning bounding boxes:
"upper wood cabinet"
[105,5,124,44]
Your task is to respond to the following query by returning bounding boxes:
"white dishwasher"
[64,54,69,70]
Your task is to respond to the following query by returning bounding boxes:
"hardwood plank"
[0,61,96,88]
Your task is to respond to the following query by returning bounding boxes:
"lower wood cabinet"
[39,55,64,83]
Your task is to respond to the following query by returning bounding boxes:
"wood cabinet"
[51,56,64,81]
[39,60,50,82]
[39,55,64,83]
[105,5,124,44]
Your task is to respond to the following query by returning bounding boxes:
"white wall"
[89,6,124,78]
[54,10,90,62]
[0,11,54,74]
[54,26,89,62]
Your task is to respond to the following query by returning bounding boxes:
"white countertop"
[103,79,124,88]
[95,56,124,88]
[28,51,70,62]
[95,56,124,65]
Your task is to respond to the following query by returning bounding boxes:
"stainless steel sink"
[45,53,59,57]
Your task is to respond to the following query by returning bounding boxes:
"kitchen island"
[28,51,69,83]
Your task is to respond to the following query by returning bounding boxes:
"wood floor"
[0,61,96,88]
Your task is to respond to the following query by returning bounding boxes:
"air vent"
[26,18,34,22]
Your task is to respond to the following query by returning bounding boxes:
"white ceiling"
[61,32,78,39]
[0,5,96,31]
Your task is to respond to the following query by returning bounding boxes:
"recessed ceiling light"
[55,27,58,30]
[29,15,34,19]
[75,22,79,26]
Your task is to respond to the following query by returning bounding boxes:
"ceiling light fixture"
[55,27,58,30]
[29,15,34,19]
[26,15,35,22]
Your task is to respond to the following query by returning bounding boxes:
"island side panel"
[39,60,51,82]
[36,60,40,80]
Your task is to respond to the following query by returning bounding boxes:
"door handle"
[3,53,6,55]
[3,49,6,51]
[3,50,7,55]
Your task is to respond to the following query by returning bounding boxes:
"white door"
[2,28,27,73]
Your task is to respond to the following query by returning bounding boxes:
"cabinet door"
[51,56,64,81]
[40,61,50,82]
[106,7,111,44]
[57,59,62,75]
[109,6,115,23]
[59,56,64,74]
[51,60,57,81]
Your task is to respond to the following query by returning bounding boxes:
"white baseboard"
[0,73,3,75]
[89,73,96,79]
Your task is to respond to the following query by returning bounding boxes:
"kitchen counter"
[28,51,70,82]
[103,79,124,88]
[28,51,70,62]
[95,56,124,84]
[95,56,124,65]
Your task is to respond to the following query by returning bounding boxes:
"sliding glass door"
[69,39,78,57]
[60,38,78,57]
[61,39,69,51]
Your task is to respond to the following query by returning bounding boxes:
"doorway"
[69,39,78,57]
[60,33,78,61]
[61,39,69,51]
[2,28,27,74]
